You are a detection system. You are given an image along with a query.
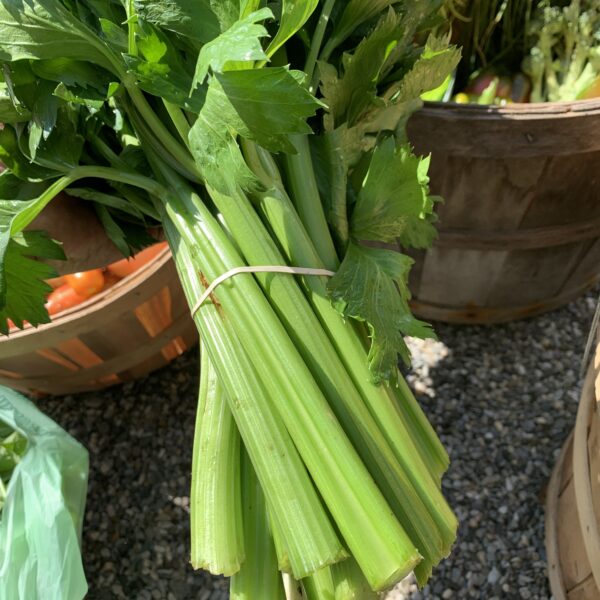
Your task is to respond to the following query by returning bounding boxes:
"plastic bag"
[0,386,88,600]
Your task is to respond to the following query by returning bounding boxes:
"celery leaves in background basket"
[0,386,88,600]
[0,0,460,594]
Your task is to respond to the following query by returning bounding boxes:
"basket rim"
[421,97,600,121]
[1,246,172,344]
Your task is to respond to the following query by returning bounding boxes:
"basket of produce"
[403,0,600,324]
[545,336,600,599]
[0,242,197,396]
[0,1,459,596]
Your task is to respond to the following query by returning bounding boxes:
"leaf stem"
[305,0,337,93]
[280,134,339,270]
[126,0,138,57]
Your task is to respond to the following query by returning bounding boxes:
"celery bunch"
[0,0,459,594]
[523,0,600,101]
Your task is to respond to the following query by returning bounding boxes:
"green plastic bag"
[0,386,88,600]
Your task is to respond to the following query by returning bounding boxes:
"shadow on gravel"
[401,289,598,600]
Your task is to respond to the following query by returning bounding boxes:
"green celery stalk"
[244,140,449,480]
[206,182,446,576]
[269,505,292,573]
[190,344,244,575]
[280,134,340,271]
[302,566,336,600]
[156,165,421,590]
[162,217,345,578]
[243,145,457,570]
[331,559,379,600]
[230,449,285,600]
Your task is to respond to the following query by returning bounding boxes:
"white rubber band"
[191,265,336,317]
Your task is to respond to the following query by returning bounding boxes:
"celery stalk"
[331,559,378,600]
[230,449,285,600]
[243,146,457,569]
[163,216,345,578]
[269,505,292,573]
[246,141,449,481]
[157,166,421,590]
[281,134,340,271]
[302,566,336,600]
[206,183,446,575]
[190,344,244,575]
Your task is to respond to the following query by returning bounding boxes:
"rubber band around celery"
[191,266,336,317]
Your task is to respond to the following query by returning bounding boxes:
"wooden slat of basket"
[573,357,600,591]
[546,432,572,600]
[18,312,191,394]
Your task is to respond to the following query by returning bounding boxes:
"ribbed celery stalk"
[280,134,339,271]
[156,164,421,590]
[242,144,457,576]
[302,566,335,600]
[269,505,292,573]
[206,183,446,575]
[331,559,379,600]
[389,377,449,487]
[230,449,285,600]
[190,343,244,575]
[245,141,449,483]
[161,217,345,578]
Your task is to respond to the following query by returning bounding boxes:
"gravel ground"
[37,288,598,600]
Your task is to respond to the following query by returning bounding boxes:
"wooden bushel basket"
[545,340,600,599]
[0,247,197,396]
[405,98,600,324]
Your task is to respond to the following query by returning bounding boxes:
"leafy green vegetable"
[0,0,459,593]
[523,0,600,101]
[192,8,272,87]
[329,243,435,381]
[351,138,437,247]
[0,420,27,514]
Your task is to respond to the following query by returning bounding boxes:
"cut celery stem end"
[190,344,244,575]
[331,559,379,600]
[162,216,345,578]
[269,504,292,573]
[207,184,446,568]
[230,449,285,600]
[157,168,421,590]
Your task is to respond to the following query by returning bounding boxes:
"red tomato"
[65,269,105,298]
[107,242,168,279]
[45,284,88,315]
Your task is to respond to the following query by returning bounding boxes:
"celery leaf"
[328,242,435,383]
[134,0,221,44]
[0,0,117,72]
[190,68,320,192]
[0,231,64,333]
[266,0,320,58]
[351,137,437,248]
[192,8,272,87]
